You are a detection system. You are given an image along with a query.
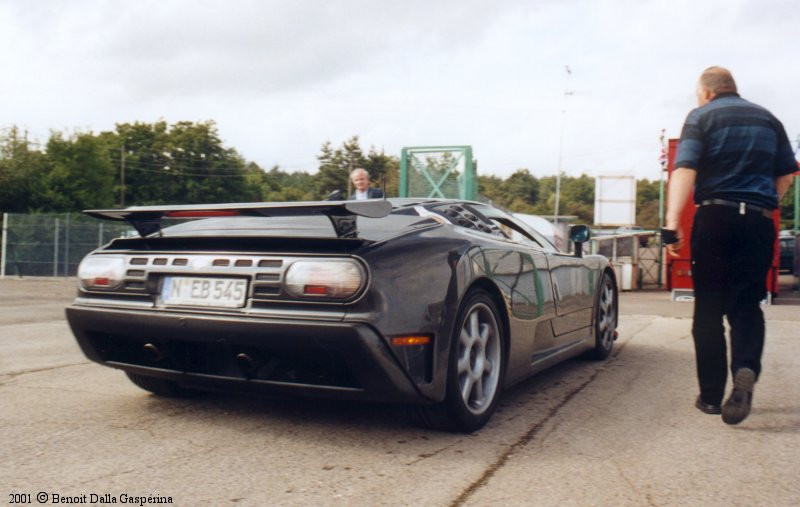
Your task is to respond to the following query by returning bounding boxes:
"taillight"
[284,260,365,299]
[165,210,240,218]
[77,255,126,290]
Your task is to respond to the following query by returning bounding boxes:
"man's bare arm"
[665,168,696,230]
[663,168,696,257]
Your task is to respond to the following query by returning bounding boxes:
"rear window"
[159,212,439,241]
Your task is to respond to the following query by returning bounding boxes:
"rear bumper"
[65,305,427,403]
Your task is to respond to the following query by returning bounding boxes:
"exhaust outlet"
[143,343,164,362]
[236,353,256,377]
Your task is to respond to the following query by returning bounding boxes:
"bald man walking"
[664,66,796,425]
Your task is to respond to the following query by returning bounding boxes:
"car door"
[545,251,595,335]
[469,205,594,336]
[465,205,559,363]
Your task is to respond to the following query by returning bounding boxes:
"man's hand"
[662,227,683,257]
[663,228,683,257]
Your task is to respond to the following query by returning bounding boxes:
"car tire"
[412,290,505,432]
[588,272,617,360]
[125,372,199,398]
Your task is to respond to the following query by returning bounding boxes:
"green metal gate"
[399,146,477,200]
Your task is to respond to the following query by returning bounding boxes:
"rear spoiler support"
[83,200,393,239]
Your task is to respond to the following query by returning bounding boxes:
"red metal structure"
[665,138,781,299]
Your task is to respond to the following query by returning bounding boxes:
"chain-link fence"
[1,213,133,277]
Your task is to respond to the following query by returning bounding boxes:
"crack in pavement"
[73,443,221,489]
[449,366,606,506]
[0,317,70,327]
[0,362,88,385]
[612,461,658,507]
[404,438,464,466]
[452,374,602,505]
[450,333,634,506]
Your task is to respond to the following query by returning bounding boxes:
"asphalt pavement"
[1,277,798,506]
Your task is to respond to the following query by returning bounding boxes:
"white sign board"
[594,175,636,226]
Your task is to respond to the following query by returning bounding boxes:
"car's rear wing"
[84,200,393,238]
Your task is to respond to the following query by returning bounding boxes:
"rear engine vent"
[254,286,280,296]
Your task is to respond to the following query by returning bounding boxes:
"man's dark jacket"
[350,188,384,199]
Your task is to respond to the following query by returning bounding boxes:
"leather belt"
[698,199,773,219]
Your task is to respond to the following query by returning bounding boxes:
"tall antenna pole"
[794,134,799,235]
[657,129,667,287]
[658,129,667,231]
[554,65,572,225]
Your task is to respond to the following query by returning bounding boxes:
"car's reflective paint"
[66,198,618,429]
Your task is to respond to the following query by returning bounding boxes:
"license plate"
[161,277,248,308]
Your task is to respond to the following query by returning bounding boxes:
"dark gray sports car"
[66,198,618,432]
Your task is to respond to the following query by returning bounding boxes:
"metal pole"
[98,222,104,247]
[53,218,60,277]
[792,135,799,235]
[657,129,667,287]
[1,213,7,278]
[465,146,475,200]
[120,143,126,207]
[63,213,70,277]
[399,148,408,198]
[794,174,799,235]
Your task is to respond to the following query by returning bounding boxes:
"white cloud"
[2,0,798,180]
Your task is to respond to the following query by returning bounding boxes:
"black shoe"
[722,368,756,425]
[695,396,721,415]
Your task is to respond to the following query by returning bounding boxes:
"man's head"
[696,66,737,106]
[350,168,370,192]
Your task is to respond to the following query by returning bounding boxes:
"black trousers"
[690,204,775,405]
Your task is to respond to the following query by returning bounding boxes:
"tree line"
[1,121,796,230]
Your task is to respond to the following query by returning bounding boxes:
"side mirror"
[569,225,591,257]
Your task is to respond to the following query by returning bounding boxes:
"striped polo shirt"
[674,92,796,209]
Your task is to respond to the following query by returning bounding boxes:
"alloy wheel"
[456,302,501,415]
[596,276,616,352]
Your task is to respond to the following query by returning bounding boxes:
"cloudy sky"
[2,0,798,180]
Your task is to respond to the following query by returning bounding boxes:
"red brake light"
[303,285,329,295]
[165,210,240,218]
